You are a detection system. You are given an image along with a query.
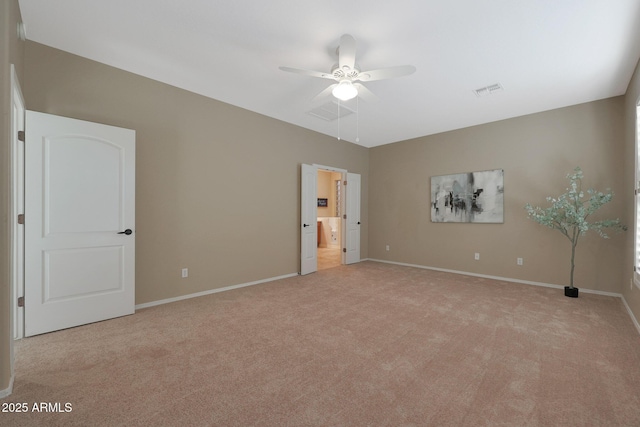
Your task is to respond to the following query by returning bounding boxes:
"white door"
[300,164,318,275]
[345,172,361,264]
[25,111,136,336]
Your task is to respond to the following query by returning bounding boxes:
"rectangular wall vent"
[474,83,504,97]
[307,100,356,121]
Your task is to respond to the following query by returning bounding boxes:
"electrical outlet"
[181,268,188,278]
[517,258,523,266]
[474,253,480,261]
[386,245,390,251]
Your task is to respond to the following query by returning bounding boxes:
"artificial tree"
[525,167,626,296]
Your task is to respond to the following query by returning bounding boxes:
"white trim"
[133,261,639,337]
[367,259,623,298]
[0,374,14,399]
[135,272,298,310]
[9,64,25,398]
[621,295,640,336]
[10,66,25,340]
[634,98,640,289]
[368,260,640,335]
[312,164,348,173]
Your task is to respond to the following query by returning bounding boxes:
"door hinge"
[343,248,347,253]
[17,296,24,308]
[343,214,347,219]
[17,130,25,142]
[343,180,347,185]
[17,214,24,225]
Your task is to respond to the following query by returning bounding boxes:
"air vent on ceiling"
[307,100,356,121]
[474,83,503,97]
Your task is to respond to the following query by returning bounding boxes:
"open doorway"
[301,163,360,275]
[317,169,343,270]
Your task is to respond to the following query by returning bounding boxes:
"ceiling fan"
[280,34,416,102]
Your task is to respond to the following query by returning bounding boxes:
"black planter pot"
[564,286,579,298]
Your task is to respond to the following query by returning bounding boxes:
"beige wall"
[623,58,640,323]
[0,0,24,394]
[23,41,369,305]
[369,97,627,294]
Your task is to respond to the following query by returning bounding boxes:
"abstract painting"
[431,169,504,223]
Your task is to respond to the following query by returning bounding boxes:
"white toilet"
[328,217,339,245]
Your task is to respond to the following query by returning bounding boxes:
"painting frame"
[431,169,504,223]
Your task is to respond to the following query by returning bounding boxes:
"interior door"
[25,111,136,336]
[345,172,361,264]
[300,164,318,275]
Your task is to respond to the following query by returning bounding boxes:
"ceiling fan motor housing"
[332,65,361,81]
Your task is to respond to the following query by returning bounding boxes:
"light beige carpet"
[3,261,640,426]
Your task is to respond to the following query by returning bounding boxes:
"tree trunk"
[570,240,576,289]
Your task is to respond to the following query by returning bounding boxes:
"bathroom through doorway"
[316,169,343,270]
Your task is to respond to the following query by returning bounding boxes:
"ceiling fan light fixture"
[332,80,358,101]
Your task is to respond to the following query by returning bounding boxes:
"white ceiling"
[17,0,640,148]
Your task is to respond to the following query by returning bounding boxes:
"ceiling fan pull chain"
[337,99,341,140]
[356,96,360,143]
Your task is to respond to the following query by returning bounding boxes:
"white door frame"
[314,164,348,266]
[300,163,362,273]
[9,64,25,393]
[5,64,25,398]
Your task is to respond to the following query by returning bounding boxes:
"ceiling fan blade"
[311,84,337,102]
[338,34,357,71]
[357,65,416,82]
[279,66,335,80]
[353,83,377,102]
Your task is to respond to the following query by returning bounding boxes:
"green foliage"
[524,167,626,289]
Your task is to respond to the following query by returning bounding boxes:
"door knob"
[357,222,361,225]
[303,224,310,227]
[118,229,133,235]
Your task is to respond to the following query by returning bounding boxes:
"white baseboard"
[135,272,299,310]
[621,295,640,336]
[367,259,623,298]
[367,258,640,335]
[370,258,640,336]
[133,260,640,338]
[0,374,14,399]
